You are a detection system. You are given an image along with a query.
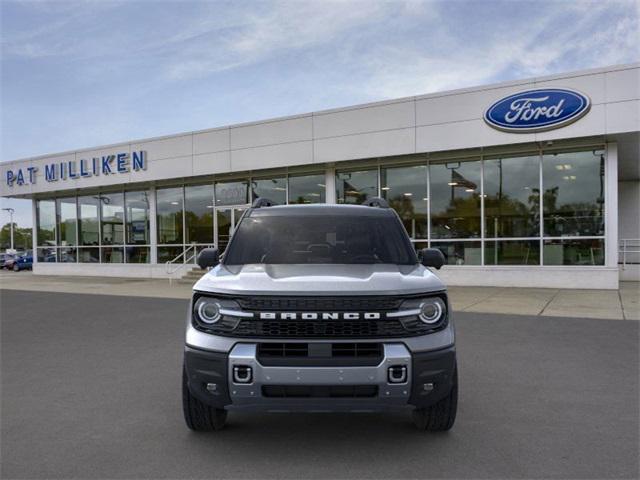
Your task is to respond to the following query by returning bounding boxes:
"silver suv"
[182,198,457,431]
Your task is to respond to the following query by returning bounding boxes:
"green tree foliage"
[0,223,32,250]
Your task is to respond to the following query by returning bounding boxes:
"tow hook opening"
[233,365,253,384]
[387,365,407,384]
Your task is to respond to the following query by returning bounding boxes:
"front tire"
[412,365,458,431]
[13,264,19,272]
[182,366,227,431]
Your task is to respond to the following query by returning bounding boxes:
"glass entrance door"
[215,206,247,253]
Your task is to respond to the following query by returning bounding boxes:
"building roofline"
[3,61,639,165]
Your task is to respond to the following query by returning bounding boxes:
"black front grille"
[258,343,309,357]
[236,296,403,312]
[234,319,407,338]
[332,343,382,357]
[262,385,378,398]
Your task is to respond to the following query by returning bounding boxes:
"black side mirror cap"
[197,248,220,269]
[419,248,445,270]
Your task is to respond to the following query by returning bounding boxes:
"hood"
[193,264,445,296]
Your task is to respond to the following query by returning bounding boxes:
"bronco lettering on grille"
[259,312,381,320]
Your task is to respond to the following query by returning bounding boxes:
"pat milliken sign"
[484,88,591,133]
[5,151,147,187]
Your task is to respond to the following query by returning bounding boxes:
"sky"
[1,0,639,228]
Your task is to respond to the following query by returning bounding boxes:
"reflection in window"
[156,187,183,244]
[543,238,604,265]
[100,193,124,245]
[102,246,124,263]
[58,246,76,263]
[288,173,325,204]
[126,246,150,263]
[381,165,428,239]
[431,241,482,265]
[484,155,540,238]
[56,198,77,246]
[36,200,56,246]
[336,170,378,204]
[78,196,100,246]
[215,180,248,206]
[37,246,57,262]
[252,177,287,204]
[125,191,150,245]
[185,184,214,244]
[485,240,540,265]
[430,160,481,239]
[77,247,99,263]
[158,246,183,263]
[542,150,605,237]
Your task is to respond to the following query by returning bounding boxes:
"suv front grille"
[236,296,403,311]
[234,319,407,338]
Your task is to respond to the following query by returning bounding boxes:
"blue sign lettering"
[484,88,591,133]
[4,150,146,187]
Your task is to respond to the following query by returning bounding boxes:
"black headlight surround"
[397,292,449,334]
[191,292,243,333]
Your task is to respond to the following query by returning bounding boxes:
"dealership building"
[1,63,638,289]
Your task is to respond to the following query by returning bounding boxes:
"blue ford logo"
[484,88,591,133]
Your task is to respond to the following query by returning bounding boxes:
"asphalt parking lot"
[1,289,638,479]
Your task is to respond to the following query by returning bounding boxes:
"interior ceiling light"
[465,188,474,192]
[403,192,413,196]
[447,182,458,186]
[381,187,390,190]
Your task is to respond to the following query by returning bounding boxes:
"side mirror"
[419,248,445,270]
[197,248,220,270]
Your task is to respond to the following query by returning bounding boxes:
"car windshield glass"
[224,214,417,265]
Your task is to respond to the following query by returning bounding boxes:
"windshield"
[223,214,417,265]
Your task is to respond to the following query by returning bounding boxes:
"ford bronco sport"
[182,197,457,431]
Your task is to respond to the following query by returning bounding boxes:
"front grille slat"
[234,319,407,338]
[262,385,378,398]
[236,296,403,311]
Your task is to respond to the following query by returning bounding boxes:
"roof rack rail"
[361,197,389,208]
[252,198,278,208]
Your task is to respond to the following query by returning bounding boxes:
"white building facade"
[2,63,639,289]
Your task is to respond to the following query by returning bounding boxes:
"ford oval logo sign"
[484,88,591,133]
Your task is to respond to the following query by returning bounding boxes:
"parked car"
[12,252,33,271]
[2,254,17,270]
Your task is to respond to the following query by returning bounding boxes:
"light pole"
[2,207,15,251]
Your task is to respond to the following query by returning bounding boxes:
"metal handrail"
[619,238,640,269]
[166,243,200,284]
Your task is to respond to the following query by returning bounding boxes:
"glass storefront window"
[484,155,540,238]
[58,246,76,263]
[156,187,183,244]
[431,241,482,265]
[77,247,99,263]
[336,169,378,204]
[542,150,605,237]
[101,246,124,263]
[56,198,77,247]
[158,246,183,264]
[543,238,604,265]
[381,165,428,239]
[77,196,100,246]
[100,192,124,245]
[288,173,325,204]
[125,191,150,245]
[185,184,214,244]
[430,160,481,239]
[215,180,248,206]
[37,246,57,262]
[252,177,287,204]
[36,200,56,246]
[485,240,540,265]
[126,246,150,264]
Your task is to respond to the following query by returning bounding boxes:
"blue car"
[13,253,33,271]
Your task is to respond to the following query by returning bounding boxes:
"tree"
[0,223,32,251]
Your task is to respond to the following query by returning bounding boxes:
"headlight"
[194,297,222,324]
[418,297,446,324]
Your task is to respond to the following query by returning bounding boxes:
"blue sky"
[1,0,639,228]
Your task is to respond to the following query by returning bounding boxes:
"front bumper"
[184,343,456,412]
